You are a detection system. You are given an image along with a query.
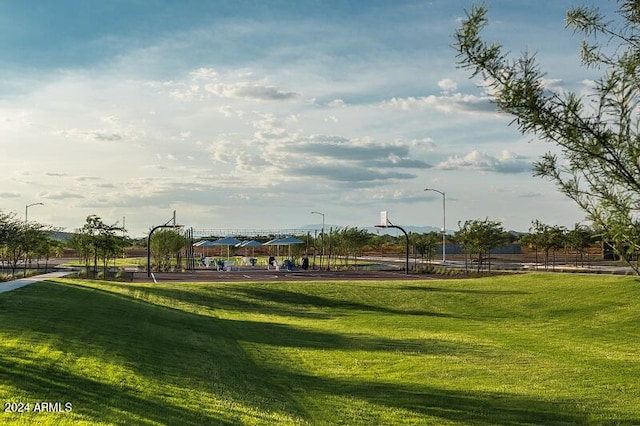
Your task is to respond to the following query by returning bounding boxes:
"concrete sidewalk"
[0,271,74,294]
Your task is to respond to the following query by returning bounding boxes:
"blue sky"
[0,1,616,236]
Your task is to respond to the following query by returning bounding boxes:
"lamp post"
[424,188,446,263]
[311,211,325,270]
[25,202,44,223]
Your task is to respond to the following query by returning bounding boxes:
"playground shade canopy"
[263,236,304,259]
[212,236,242,246]
[263,236,304,246]
[236,240,263,248]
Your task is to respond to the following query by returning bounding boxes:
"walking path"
[0,271,74,294]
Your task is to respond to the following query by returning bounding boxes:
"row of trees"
[0,212,186,277]
[455,219,596,273]
[0,211,62,277]
[303,221,601,273]
[0,210,616,278]
[0,212,138,280]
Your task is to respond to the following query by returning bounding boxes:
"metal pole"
[442,191,446,263]
[311,211,325,270]
[375,219,409,275]
[25,202,44,223]
[313,229,317,269]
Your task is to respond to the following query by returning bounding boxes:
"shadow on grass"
[269,369,591,425]
[223,286,451,316]
[0,279,612,425]
[57,281,470,356]
[0,281,308,424]
[222,318,476,355]
[139,284,456,318]
[400,285,530,295]
[0,355,233,425]
[147,285,336,319]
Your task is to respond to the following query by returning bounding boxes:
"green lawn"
[0,273,639,424]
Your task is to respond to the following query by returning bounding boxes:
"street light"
[424,188,446,263]
[25,202,44,223]
[311,211,325,270]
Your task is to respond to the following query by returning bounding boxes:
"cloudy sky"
[0,0,616,236]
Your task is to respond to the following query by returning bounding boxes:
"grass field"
[0,273,639,425]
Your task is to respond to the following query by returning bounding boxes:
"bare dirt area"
[131,268,435,283]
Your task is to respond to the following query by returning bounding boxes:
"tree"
[454,2,640,273]
[21,222,52,276]
[0,213,53,278]
[369,233,394,258]
[150,229,186,272]
[529,220,566,270]
[0,213,25,277]
[76,215,126,278]
[410,232,440,267]
[335,227,372,267]
[0,212,19,275]
[455,218,508,272]
[67,232,93,276]
[565,223,594,267]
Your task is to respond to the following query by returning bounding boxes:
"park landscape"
[0,272,639,425]
[4,0,640,424]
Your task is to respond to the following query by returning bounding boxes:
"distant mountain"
[365,225,444,235]
[302,224,444,235]
[48,230,76,242]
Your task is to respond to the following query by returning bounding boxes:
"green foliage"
[75,215,127,278]
[331,227,372,268]
[149,229,186,272]
[0,274,639,424]
[410,231,441,264]
[455,218,508,272]
[454,1,640,273]
[66,232,92,270]
[528,220,567,270]
[368,233,395,256]
[0,211,56,277]
[565,223,595,266]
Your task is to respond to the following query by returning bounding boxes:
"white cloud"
[385,93,497,115]
[0,0,593,235]
[437,150,531,174]
[407,138,436,152]
[0,192,20,198]
[167,68,300,102]
[438,78,457,92]
[328,99,346,108]
[38,191,85,200]
[540,78,563,91]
